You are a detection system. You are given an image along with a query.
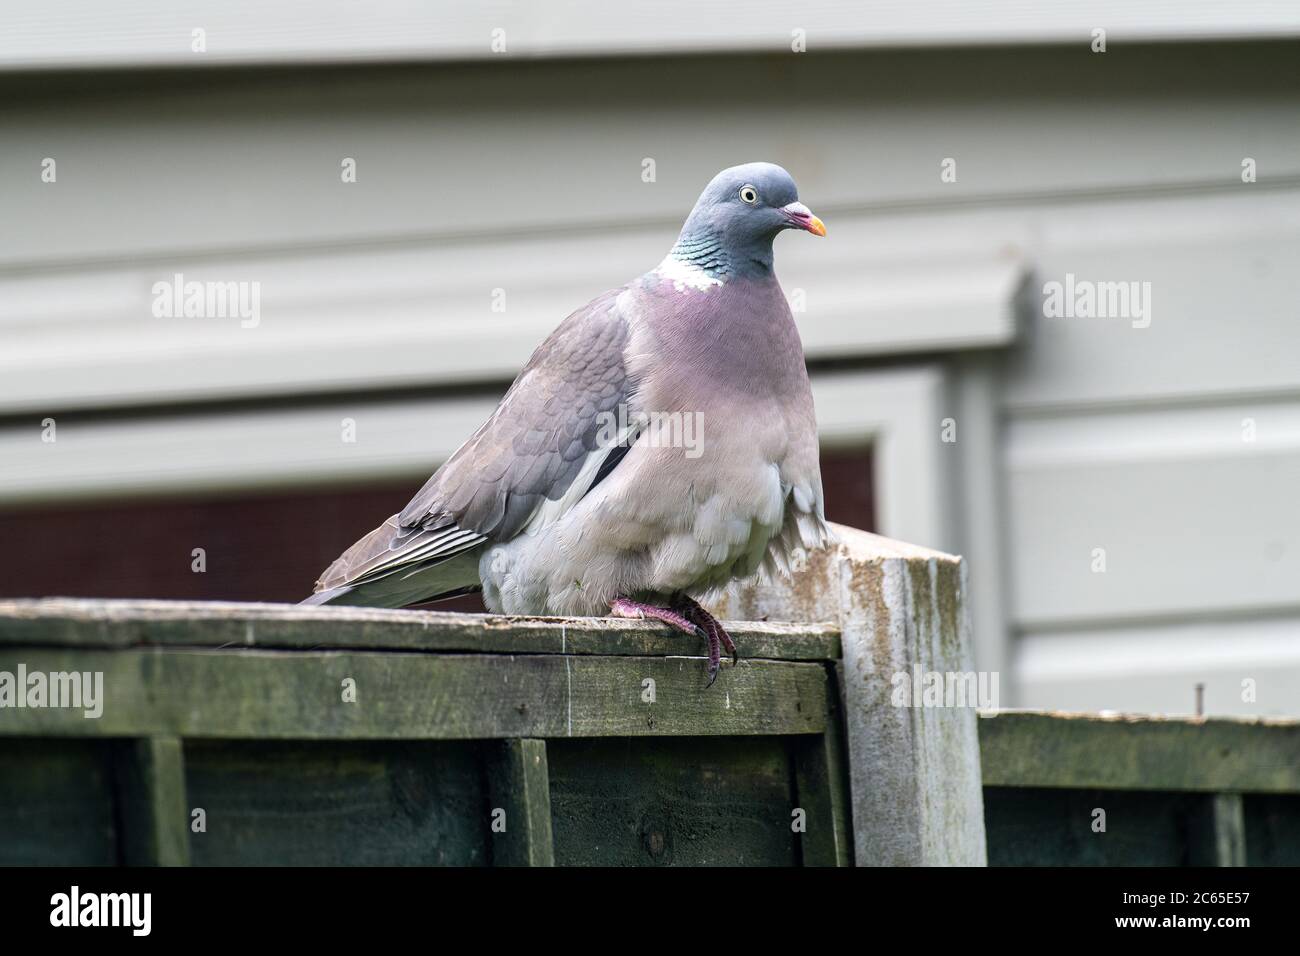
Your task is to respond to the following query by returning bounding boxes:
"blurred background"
[1,2,1298,717]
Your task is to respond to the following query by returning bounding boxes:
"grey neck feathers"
[668,231,732,280]
[668,228,776,281]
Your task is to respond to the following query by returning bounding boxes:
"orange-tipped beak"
[782,202,826,237]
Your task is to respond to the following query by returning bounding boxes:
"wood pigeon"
[305,162,829,684]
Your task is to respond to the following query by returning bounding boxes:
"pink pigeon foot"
[672,595,738,684]
[605,598,728,686]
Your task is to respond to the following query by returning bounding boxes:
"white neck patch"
[655,255,724,293]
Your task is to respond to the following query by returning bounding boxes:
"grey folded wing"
[312,288,636,596]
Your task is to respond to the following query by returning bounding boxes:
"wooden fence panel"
[980,712,1300,866]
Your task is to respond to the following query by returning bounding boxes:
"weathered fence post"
[719,523,988,866]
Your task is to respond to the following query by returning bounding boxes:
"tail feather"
[299,586,356,607]
[301,547,485,609]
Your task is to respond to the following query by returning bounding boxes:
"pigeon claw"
[671,595,737,688]
[609,596,736,687]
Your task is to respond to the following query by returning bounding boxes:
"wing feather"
[312,287,637,601]
[398,287,635,538]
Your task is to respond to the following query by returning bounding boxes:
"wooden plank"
[983,786,1203,866]
[0,649,827,740]
[546,736,799,866]
[0,598,840,662]
[792,732,852,866]
[184,740,489,865]
[1188,793,1247,867]
[0,739,118,865]
[112,736,191,866]
[979,711,1300,794]
[791,665,853,866]
[1244,794,1300,866]
[485,739,555,867]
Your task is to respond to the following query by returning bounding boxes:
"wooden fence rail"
[1,522,1295,866]
[980,710,1300,866]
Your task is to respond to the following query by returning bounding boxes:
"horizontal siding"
[1017,616,1300,718]
[996,167,1300,713]
[4,46,1300,267]
[3,2,1298,70]
[3,45,1295,415]
[1007,401,1300,626]
[1001,193,1300,409]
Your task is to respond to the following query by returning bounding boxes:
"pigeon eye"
[739,185,758,204]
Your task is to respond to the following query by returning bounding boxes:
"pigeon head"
[668,162,825,283]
